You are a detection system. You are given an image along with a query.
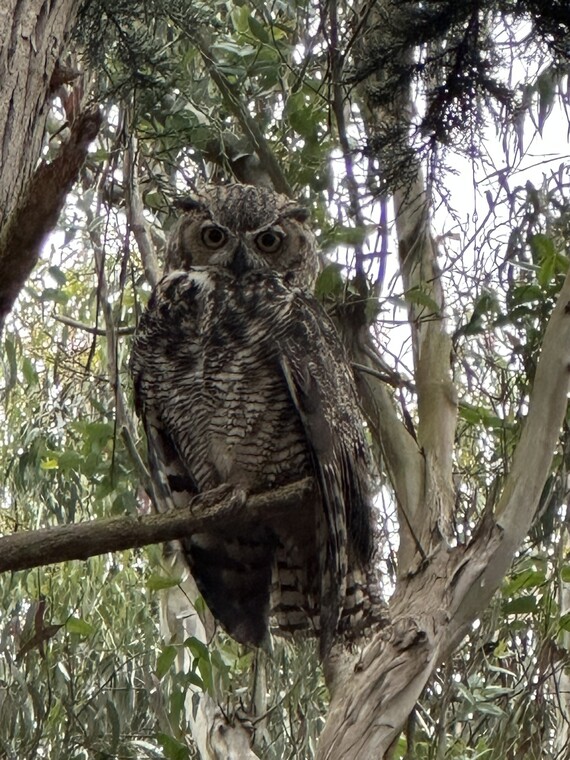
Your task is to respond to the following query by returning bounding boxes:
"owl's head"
[165,184,318,289]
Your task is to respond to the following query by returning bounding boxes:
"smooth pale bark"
[394,183,458,554]
[318,264,570,758]
[354,342,425,553]
[317,2,570,756]
[125,137,160,289]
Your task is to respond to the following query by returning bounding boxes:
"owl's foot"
[189,483,247,517]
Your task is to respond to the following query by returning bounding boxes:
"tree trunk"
[0,0,89,328]
[0,0,81,223]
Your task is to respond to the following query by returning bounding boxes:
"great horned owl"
[131,184,374,657]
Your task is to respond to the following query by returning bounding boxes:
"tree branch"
[53,314,135,336]
[125,135,160,289]
[448,263,570,640]
[192,32,292,197]
[354,7,458,564]
[0,479,313,574]
[393,167,457,560]
[354,342,425,563]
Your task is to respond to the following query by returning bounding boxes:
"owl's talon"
[190,484,247,514]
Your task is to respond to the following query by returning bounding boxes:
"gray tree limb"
[0,479,313,574]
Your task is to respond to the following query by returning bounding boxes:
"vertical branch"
[395,174,457,550]
[124,135,160,289]
[353,3,458,565]
[327,4,426,545]
[328,1,366,280]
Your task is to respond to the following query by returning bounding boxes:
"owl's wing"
[140,409,198,512]
[130,286,199,515]
[278,292,372,656]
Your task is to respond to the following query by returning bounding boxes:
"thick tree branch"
[0,479,313,574]
[448,263,570,639]
[353,11,457,569]
[356,7,458,568]
[394,167,457,559]
[354,342,425,558]
[0,108,102,330]
[318,246,570,760]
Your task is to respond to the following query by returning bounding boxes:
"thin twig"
[53,314,135,336]
[125,136,160,288]
[352,361,415,391]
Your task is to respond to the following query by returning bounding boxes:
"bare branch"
[393,170,457,559]
[354,5,457,563]
[0,479,313,574]
[354,342,425,566]
[125,136,160,289]
[53,314,135,336]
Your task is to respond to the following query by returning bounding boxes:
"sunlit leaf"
[147,573,181,590]
[65,616,94,637]
[39,457,59,470]
[156,645,178,680]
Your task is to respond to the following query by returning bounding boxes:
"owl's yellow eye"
[201,225,227,249]
[255,229,283,253]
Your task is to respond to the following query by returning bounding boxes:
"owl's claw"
[189,484,247,515]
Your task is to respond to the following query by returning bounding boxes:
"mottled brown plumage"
[131,184,374,656]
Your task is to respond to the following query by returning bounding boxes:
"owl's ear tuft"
[282,206,310,223]
[174,196,206,212]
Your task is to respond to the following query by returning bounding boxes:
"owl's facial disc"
[200,218,287,275]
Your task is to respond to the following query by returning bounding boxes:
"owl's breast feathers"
[131,267,374,656]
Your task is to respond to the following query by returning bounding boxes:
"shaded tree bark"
[0,0,95,329]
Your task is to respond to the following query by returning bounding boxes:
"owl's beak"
[228,241,250,277]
